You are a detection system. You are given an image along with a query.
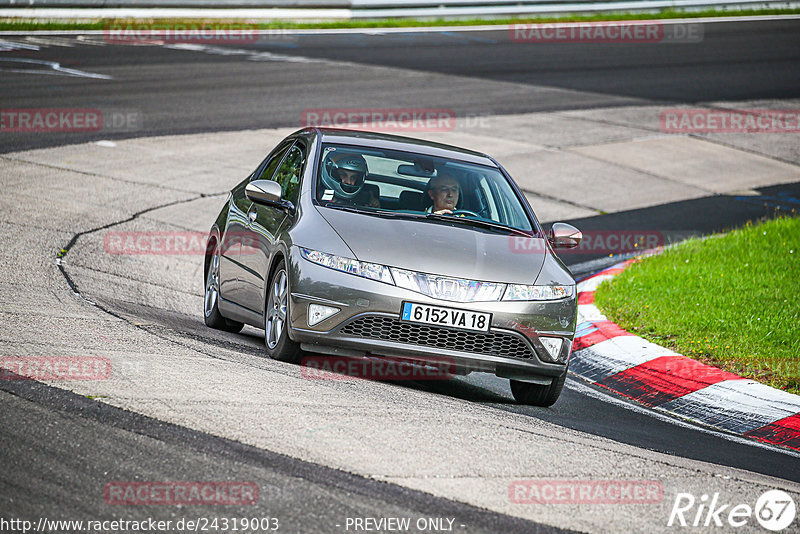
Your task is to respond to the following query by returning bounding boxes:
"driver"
[321,152,380,208]
[426,173,460,215]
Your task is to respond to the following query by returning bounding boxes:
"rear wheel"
[264,260,302,363]
[204,244,244,333]
[510,372,566,407]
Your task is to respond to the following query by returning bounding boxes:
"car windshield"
[314,143,535,234]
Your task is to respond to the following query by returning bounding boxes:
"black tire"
[264,259,302,363]
[204,243,244,333]
[510,372,566,407]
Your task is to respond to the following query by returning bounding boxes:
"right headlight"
[299,247,394,285]
[502,284,574,301]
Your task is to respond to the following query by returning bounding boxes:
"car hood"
[317,207,547,284]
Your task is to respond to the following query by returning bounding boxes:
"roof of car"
[297,128,498,167]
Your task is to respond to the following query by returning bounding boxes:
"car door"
[222,140,292,307]
[238,140,307,314]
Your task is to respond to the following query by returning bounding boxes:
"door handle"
[248,211,257,222]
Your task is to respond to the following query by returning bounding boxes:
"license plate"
[401,302,491,332]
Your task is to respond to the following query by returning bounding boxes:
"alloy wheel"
[266,269,288,349]
[204,252,220,318]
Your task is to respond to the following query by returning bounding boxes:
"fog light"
[539,337,564,363]
[308,304,339,326]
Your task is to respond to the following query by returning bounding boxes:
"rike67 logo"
[668,490,796,531]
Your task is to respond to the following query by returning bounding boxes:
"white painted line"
[75,34,108,45]
[576,303,607,323]
[0,14,798,28]
[0,39,40,52]
[577,335,677,367]
[352,2,800,18]
[566,377,800,459]
[571,335,674,382]
[0,57,112,79]
[0,7,353,19]
[577,273,614,292]
[164,43,319,63]
[24,36,77,47]
[660,379,800,434]
[290,13,800,30]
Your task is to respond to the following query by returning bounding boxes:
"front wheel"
[204,244,244,333]
[510,372,566,406]
[264,260,302,363]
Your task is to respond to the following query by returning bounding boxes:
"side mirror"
[245,180,283,204]
[548,222,582,249]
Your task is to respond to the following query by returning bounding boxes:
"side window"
[273,143,306,204]
[252,141,292,183]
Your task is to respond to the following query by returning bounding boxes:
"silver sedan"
[204,128,582,406]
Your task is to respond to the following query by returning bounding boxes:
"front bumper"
[287,252,577,380]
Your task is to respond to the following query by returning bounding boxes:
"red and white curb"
[571,259,800,451]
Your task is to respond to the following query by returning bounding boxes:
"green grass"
[1,7,799,31]
[594,215,800,395]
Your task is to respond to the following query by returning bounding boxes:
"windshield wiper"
[320,203,361,213]
[425,213,534,237]
[320,204,531,236]
[321,204,425,220]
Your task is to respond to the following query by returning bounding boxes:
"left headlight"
[299,247,394,284]
[503,284,574,301]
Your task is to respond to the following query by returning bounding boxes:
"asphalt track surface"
[2,18,800,533]
[0,379,558,534]
[2,18,799,153]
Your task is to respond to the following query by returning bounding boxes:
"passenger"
[321,153,380,208]
[426,173,460,215]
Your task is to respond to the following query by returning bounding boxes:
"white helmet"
[322,153,368,200]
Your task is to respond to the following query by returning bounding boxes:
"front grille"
[340,315,536,360]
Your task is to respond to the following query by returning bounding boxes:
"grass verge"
[594,215,800,395]
[1,7,799,31]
